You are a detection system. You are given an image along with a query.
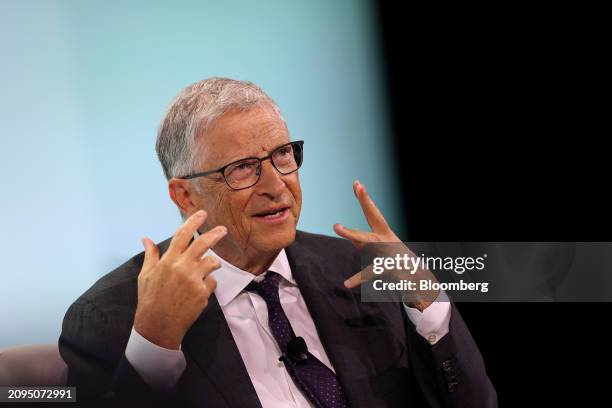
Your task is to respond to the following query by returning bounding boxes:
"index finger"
[167,210,207,256]
[353,180,390,233]
[184,225,228,261]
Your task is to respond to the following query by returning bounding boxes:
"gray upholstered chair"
[0,344,68,386]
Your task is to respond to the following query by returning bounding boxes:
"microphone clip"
[279,336,309,366]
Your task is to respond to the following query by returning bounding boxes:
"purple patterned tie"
[246,272,350,408]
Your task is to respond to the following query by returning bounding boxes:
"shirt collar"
[194,232,295,307]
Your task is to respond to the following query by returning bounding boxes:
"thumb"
[344,271,362,289]
[141,237,160,271]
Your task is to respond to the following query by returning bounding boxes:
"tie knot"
[245,271,281,302]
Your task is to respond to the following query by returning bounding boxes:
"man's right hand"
[134,210,227,349]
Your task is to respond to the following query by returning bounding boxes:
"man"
[59,77,496,407]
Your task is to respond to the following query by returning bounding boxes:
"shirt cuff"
[124,327,187,391]
[403,290,451,345]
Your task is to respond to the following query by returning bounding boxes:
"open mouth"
[253,207,290,220]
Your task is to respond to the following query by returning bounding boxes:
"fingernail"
[218,226,227,234]
[344,280,351,288]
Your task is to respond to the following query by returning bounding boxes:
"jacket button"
[442,360,452,370]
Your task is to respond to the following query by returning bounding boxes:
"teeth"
[263,210,283,218]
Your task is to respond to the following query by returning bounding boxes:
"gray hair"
[155,77,285,180]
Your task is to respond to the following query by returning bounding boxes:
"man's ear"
[168,178,198,216]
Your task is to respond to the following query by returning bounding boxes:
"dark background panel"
[375,2,610,405]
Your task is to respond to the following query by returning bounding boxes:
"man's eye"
[274,146,293,162]
[237,162,253,170]
[228,161,257,181]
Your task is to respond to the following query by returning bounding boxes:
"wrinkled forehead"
[197,103,290,168]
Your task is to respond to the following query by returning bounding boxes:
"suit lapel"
[286,236,373,408]
[182,294,263,408]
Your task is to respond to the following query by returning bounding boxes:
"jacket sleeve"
[404,303,498,408]
[58,296,180,406]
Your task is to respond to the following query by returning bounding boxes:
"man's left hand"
[333,180,438,311]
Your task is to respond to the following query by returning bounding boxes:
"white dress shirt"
[125,246,451,407]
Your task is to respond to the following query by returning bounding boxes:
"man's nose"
[255,160,285,197]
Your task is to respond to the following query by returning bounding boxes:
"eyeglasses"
[180,140,304,190]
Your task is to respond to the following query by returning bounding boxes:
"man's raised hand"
[134,210,227,349]
[334,181,438,310]
[333,180,401,288]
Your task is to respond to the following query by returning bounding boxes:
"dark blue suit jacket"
[59,231,497,407]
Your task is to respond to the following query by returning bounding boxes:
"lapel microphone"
[279,336,309,366]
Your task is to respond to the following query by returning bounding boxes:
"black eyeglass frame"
[179,140,304,191]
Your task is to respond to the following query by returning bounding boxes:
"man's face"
[193,103,302,257]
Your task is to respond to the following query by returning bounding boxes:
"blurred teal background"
[0,0,401,347]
